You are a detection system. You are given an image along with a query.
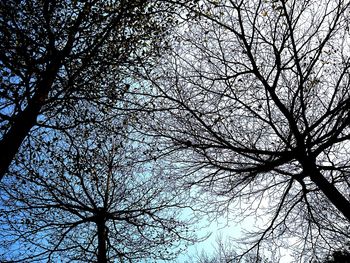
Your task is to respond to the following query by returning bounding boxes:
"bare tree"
[0,0,184,180]
[0,115,198,262]
[137,0,350,260]
[182,236,273,263]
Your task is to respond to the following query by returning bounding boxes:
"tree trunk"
[0,61,60,180]
[97,219,108,263]
[304,161,350,221]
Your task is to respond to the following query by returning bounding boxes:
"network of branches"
[1,0,350,262]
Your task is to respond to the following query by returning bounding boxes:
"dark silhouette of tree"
[137,0,350,260]
[0,116,198,262]
[0,0,183,180]
[320,243,350,263]
[323,250,350,263]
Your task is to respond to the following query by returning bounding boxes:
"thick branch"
[304,161,350,221]
[0,59,61,180]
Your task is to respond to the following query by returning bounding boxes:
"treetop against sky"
[1,0,350,262]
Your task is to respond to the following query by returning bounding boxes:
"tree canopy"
[0,115,198,262]
[0,0,177,180]
[138,0,350,260]
[1,0,350,262]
